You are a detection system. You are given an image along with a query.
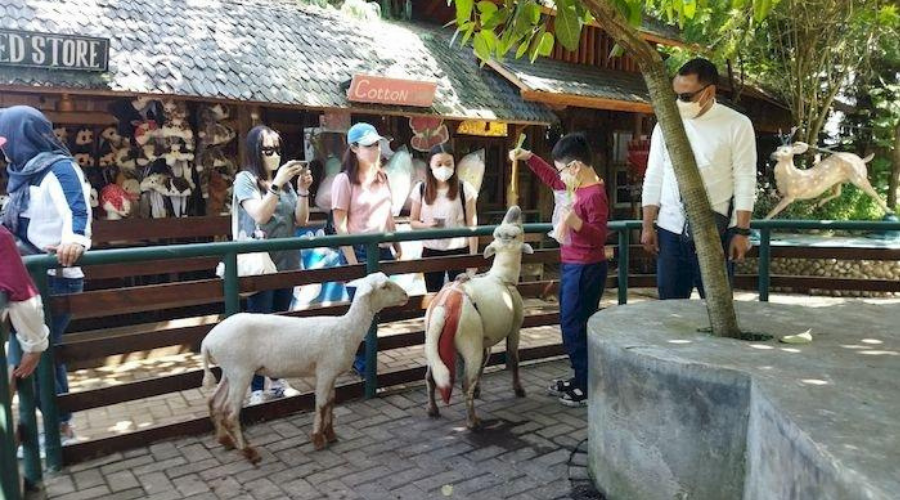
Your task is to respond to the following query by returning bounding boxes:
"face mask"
[676,99,703,120]
[561,171,580,192]
[263,153,280,172]
[433,166,454,182]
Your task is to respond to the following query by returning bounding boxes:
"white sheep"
[201,272,409,463]
[424,206,532,430]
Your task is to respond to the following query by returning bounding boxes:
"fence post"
[758,228,771,302]
[224,252,240,317]
[1,293,24,500]
[17,371,41,491]
[364,241,381,399]
[617,229,630,305]
[31,270,63,472]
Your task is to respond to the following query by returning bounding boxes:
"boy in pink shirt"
[2,224,49,379]
[511,133,609,406]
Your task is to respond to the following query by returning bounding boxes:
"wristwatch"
[733,227,751,236]
[267,184,281,197]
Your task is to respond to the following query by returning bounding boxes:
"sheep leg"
[506,329,526,398]
[310,375,332,451]
[208,378,234,450]
[425,366,440,418]
[224,371,260,464]
[815,184,842,208]
[324,385,338,444]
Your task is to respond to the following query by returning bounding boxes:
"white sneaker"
[16,433,46,460]
[267,379,299,399]
[249,390,266,405]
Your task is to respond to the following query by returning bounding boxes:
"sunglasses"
[261,146,281,156]
[676,85,711,102]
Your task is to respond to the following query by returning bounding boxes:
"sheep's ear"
[792,142,809,155]
[483,243,496,260]
[346,277,373,295]
[521,243,534,254]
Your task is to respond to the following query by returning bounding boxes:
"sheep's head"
[347,272,409,312]
[484,206,533,259]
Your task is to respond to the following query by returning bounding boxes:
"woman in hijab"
[0,105,92,444]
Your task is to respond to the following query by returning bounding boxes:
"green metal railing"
[2,219,898,495]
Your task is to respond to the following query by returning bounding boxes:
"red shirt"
[526,155,609,264]
[0,226,39,303]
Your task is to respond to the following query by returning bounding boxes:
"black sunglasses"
[676,85,711,102]
[261,146,281,156]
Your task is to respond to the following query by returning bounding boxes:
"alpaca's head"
[484,205,533,259]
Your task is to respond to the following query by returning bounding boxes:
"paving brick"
[174,474,213,497]
[139,472,175,495]
[54,485,112,500]
[105,470,141,492]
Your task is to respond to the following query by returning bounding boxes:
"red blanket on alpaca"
[426,282,467,404]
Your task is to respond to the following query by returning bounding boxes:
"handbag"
[680,198,734,244]
[215,189,277,278]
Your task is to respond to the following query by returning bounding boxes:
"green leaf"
[609,43,625,58]
[554,0,582,51]
[455,0,474,26]
[516,40,530,59]
[476,0,497,15]
[527,2,541,24]
[683,0,696,19]
[538,31,555,57]
[473,31,491,61]
[753,0,772,22]
[461,25,475,46]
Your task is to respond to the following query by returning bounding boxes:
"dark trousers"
[345,245,395,375]
[559,261,608,391]
[656,228,735,300]
[246,287,294,392]
[8,276,83,424]
[422,247,469,293]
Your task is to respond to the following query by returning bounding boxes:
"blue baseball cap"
[347,122,383,146]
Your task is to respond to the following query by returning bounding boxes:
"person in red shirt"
[511,133,609,407]
[1,223,49,380]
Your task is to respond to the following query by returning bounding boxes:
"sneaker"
[16,433,46,460]
[249,390,266,405]
[547,378,574,397]
[558,387,588,407]
[266,379,299,399]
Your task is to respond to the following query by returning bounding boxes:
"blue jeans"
[344,245,395,375]
[8,276,83,424]
[656,228,735,300]
[559,261,608,391]
[246,287,294,392]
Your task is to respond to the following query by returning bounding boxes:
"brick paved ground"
[44,358,591,500]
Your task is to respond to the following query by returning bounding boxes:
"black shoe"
[558,387,587,407]
[547,377,574,397]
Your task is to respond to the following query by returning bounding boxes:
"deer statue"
[766,128,894,219]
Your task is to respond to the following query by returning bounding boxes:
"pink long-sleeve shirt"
[526,156,609,264]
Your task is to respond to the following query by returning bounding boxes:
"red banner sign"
[347,75,437,108]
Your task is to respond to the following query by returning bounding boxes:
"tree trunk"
[890,121,900,209]
[584,0,741,338]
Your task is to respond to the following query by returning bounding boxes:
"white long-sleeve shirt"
[642,102,757,234]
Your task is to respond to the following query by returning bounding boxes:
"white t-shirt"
[410,180,476,250]
[642,102,757,235]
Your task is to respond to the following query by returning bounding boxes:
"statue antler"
[777,126,799,146]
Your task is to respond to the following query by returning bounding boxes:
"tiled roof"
[492,56,651,107]
[0,0,557,124]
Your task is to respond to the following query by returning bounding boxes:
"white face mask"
[676,99,703,120]
[433,166,454,182]
[263,153,280,172]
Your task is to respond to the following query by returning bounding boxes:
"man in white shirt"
[640,58,757,299]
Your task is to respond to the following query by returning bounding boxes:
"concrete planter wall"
[587,300,899,500]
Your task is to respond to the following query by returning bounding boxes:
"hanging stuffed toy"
[456,149,486,194]
[140,173,169,218]
[72,126,95,169]
[383,145,414,216]
[409,116,449,152]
